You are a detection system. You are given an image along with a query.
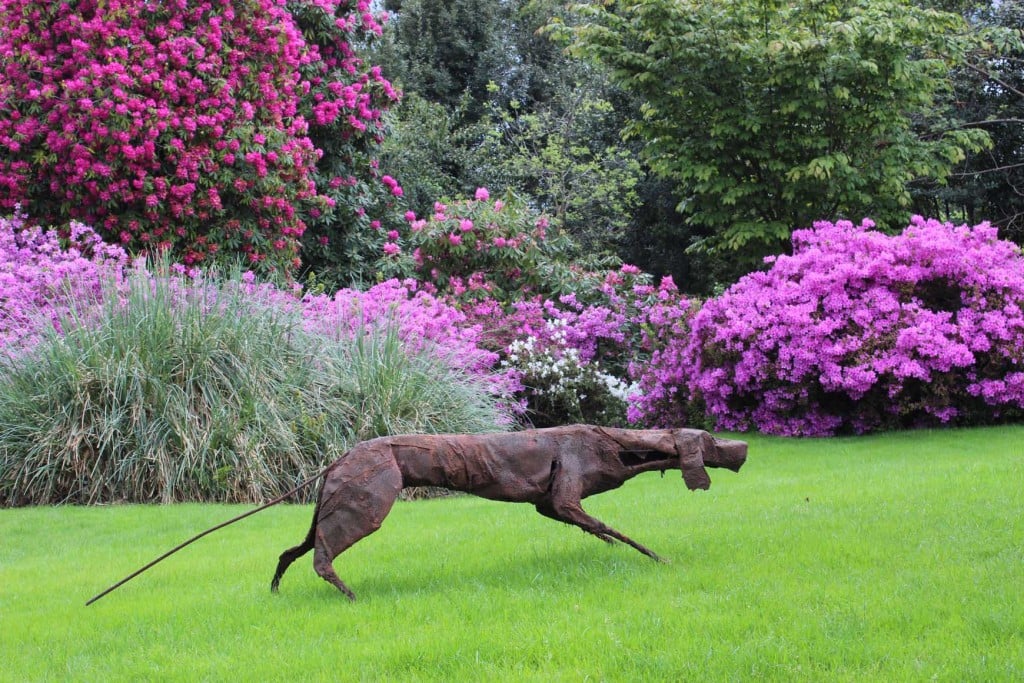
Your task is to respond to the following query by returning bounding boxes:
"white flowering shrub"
[503,321,635,427]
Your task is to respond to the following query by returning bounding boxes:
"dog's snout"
[710,437,747,471]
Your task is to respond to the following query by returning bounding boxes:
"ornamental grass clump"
[0,266,513,506]
[687,217,1024,436]
[0,266,331,505]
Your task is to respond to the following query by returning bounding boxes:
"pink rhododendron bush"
[379,189,577,302]
[0,0,396,276]
[687,217,1024,436]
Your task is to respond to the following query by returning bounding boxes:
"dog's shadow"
[293,539,672,603]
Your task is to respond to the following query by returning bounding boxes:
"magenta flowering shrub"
[498,288,645,427]
[624,275,698,427]
[288,1,403,280]
[0,211,129,356]
[378,189,577,303]
[496,293,628,365]
[452,264,695,428]
[687,217,1024,435]
[0,0,397,276]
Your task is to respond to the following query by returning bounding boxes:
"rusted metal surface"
[271,425,747,600]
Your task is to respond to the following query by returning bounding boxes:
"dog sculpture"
[271,425,747,600]
[86,425,746,605]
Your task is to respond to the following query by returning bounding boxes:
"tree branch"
[951,161,1024,177]
[962,60,1024,101]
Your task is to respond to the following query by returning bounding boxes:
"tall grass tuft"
[0,266,511,506]
[335,325,512,439]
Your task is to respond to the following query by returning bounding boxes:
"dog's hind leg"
[271,527,315,592]
[311,444,404,600]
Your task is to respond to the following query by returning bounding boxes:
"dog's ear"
[676,432,711,491]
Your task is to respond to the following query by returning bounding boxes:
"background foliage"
[915,0,1024,243]
[563,0,993,273]
[4,0,1024,505]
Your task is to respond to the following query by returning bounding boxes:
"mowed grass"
[1,426,1022,681]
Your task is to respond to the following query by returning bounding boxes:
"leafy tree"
[564,0,992,270]
[912,0,1024,243]
[377,0,508,117]
[472,81,644,256]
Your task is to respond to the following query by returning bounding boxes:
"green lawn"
[1,426,1022,681]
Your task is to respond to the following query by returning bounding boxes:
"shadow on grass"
[275,537,669,603]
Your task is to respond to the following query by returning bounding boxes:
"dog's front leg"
[538,461,663,562]
[535,500,617,546]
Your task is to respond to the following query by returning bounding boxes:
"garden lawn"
[1,426,1022,681]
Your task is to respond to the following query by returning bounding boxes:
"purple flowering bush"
[624,275,699,428]
[687,217,1024,435]
[364,187,646,426]
[0,211,129,356]
[1,211,506,389]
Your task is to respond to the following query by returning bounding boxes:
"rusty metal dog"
[87,425,746,604]
[271,425,747,600]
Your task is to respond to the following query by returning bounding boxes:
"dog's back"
[386,431,575,503]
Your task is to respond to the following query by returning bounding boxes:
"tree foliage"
[378,0,661,269]
[564,0,992,267]
[473,80,644,255]
[377,0,508,117]
[913,0,1024,243]
[379,92,483,214]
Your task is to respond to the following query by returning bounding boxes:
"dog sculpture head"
[671,429,747,491]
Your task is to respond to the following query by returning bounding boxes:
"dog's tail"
[85,470,326,606]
